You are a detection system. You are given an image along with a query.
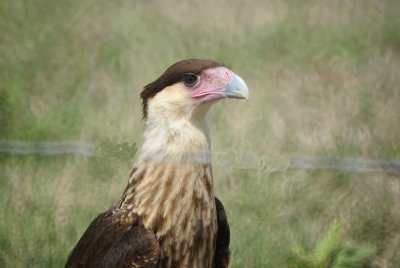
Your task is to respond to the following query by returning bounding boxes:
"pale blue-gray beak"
[223,73,249,100]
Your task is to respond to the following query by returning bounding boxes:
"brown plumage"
[65,59,248,268]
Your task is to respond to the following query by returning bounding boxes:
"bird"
[65,59,249,268]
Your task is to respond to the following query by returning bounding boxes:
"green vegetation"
[1,0,399,267]
[287,220,376,267]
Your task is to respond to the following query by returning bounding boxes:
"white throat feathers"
[139,84,213,166]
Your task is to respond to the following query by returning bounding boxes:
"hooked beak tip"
[224,73,249,100]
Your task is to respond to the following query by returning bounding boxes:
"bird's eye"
[182,73,198,87]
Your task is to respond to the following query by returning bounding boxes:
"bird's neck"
[117,113,217,266]
[139,104,212,165]
[120,112,214,212]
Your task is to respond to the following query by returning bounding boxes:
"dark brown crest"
[140,59,223,118]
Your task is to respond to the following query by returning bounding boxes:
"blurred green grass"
[1,0,400,267]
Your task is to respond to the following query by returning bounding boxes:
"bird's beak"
[223,73,249,100]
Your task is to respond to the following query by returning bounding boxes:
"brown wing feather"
[214,197,231,268]
[101,225,160,267]
[65,208,159,268]
[65,209,118,267]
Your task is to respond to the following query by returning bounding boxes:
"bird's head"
[140,59,249,121]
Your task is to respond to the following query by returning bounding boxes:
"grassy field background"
[1,0,400,267]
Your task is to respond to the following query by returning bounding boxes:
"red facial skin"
[189,67,233,103]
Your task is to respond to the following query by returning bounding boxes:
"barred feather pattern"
[116,87,220,267]
[118,161,216,268]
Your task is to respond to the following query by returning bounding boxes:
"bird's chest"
[131,163,217,267]
[156,207,218,268]
[135,192,217,267]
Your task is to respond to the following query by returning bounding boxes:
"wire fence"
[1,140,400,176]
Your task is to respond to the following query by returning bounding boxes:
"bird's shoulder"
[66,206,159,267]
[214,197,230,268]
[101,224,160,267]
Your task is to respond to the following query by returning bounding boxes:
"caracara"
[65,59,249,268]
